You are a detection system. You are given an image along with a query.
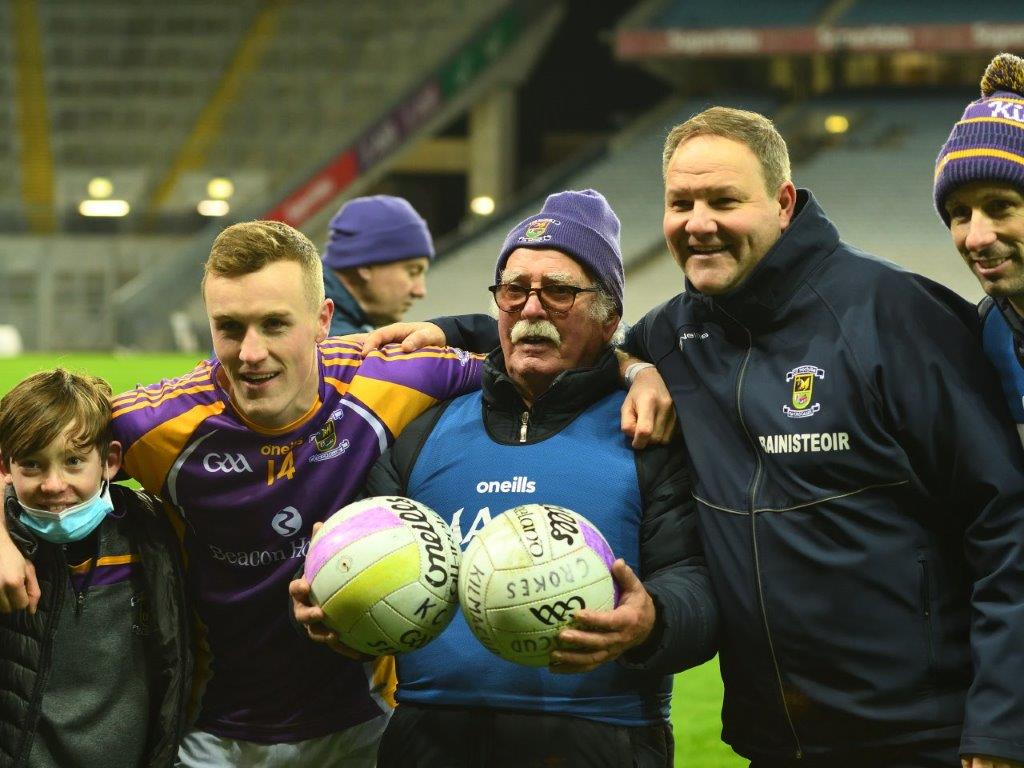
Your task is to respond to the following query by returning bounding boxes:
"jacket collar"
[322,267,373,331]
[482,346,621,417]
[687,190,840,324]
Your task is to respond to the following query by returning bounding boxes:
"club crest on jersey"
[519,218,559,243]
[783,365,825,419]
[309,409,349,462]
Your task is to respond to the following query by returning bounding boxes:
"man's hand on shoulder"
[361,322,446,356]
[619,354,676,449]
[548,559,655,674]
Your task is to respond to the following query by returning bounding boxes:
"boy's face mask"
[18,480,114,543]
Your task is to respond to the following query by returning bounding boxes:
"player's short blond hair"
[203,220,325,308]
[0,369,112,463]
[662,106,791,194]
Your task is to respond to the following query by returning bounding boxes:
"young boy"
[0,369,192,768]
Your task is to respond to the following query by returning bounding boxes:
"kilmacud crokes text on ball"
[304,496,460,656]
[458,504,616,667]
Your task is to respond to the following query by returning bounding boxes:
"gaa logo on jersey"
[309,409,350,462]
[783,365,825,419]
[202,452,253,473]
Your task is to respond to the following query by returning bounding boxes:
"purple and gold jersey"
[110,339,483,744]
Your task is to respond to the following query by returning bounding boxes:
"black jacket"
[0,484,193,768]
[625,191,1024,761]
[367,347,718,675]
[324,267,374,337]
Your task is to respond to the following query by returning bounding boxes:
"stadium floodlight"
[198,199,230,216]
[79,199,130,217]
[470,195,496,216]
[207,178,235,200]
[824,115,850,135]
[87,177,113,199]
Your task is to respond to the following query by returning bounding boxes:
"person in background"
[322,195,433,336]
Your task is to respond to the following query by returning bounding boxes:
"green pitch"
[0,353,744,768]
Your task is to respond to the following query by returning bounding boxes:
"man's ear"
[355,266,375,284]
[777,181,798,231]
[104,441,123,480]
[316,299,334,343]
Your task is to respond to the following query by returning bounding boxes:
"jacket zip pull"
[519,411,529,443]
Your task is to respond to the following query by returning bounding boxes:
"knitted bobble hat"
[934,52,1024,224]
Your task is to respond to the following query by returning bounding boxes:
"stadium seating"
[837,0,1024,25]
[653,0,830,29]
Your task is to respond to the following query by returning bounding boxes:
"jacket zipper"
[519,410,529,443]
[728,310,803,760]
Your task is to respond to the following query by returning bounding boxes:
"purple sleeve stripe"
[70,563,135,591]
[304,506,404,583]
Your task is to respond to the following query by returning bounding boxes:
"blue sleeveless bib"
[398,389,670,725]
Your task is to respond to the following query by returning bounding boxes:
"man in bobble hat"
[935,53,1024,451]
[293,189,716,767]
[321,195,433,336]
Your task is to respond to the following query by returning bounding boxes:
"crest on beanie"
[521,219,560,243]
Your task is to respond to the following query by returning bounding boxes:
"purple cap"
[323,195,434,270]
[495,189,623,315]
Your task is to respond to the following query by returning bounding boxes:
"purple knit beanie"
[495,189,623,315]
[934,52,1024,225]
[322,195,434,270]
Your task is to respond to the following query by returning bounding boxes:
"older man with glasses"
[294,189,717,768]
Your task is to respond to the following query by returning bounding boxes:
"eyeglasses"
[488,283,598,314]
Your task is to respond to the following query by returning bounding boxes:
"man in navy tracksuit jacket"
[622,106,1024,766]
[934,53,1024,448]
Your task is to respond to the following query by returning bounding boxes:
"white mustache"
[510,320,561,347]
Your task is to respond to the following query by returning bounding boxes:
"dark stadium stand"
[654,0,830,29]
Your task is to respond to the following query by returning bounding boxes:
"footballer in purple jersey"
[112,339,482,743]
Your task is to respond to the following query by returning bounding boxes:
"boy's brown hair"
[0,369,113,463]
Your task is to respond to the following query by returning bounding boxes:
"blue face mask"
[18,480,114,544]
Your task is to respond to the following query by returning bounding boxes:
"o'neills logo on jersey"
[476,476,536,494]
[759,432,850,454]
[783,365,825,418]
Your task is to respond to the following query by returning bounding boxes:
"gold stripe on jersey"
[112,382,218,418]
[367,348,486,363]
[230,394,322,436]
[69,554,140,574]
[346,377,437,439]
[372,655,398,710]
[124,401,226,495]
[321,356,363,368]
[112,364,214,407]
[324,376,352,397]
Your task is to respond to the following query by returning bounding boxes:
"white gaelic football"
[458,504,617,667]
[304,496,460,656]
